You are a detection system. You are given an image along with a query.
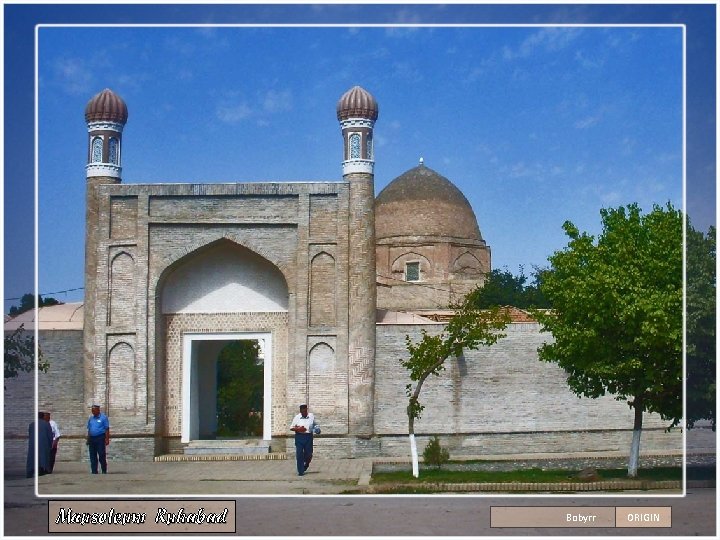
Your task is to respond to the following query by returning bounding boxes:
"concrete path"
[13,457,373,497]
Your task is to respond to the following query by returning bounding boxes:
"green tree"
[216,341,264,437]
[401,297,510,476]
[8,293,61,316]
[535,203,682,477]
[4,325,48,384]
[470,267,551,309]
[686,221,715,430]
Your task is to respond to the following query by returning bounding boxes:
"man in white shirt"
[44,412,61,473]
[289,404,320,476]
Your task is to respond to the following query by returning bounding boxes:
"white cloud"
[53,57,94,95]
[503,27,584,61]
[600,190,622,205]
[392,61,423,83]
[575,49,605,69]
[574,115,601,129]
[262,89,293,114]
[621,137,636,155]
[216,102,252,124]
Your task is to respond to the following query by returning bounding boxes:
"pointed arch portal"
[158,239,288,446]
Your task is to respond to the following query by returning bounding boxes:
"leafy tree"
[402,297,510,476]
[4,325,48,384]
[216,341,264,437]
[686,221,715,430]
[470,267,551,309]
[535,203,682,477]
[8,293,61,316]
[5,293,59,385]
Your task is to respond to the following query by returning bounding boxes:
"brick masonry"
[373,323,681,455]
[377,238,490,310]
[6,317,683,467]
[75,180,376,458]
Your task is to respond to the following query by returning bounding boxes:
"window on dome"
[91,137,103,163]
[405,262,420,282]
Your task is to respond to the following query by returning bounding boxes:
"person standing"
[289,404,320,476]
[26,411,53,477]
[44,412,61,473]
[86,404,110,474]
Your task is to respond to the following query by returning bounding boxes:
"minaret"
[83,88,128,408]
[337,86,378,439]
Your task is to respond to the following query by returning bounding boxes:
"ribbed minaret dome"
[336,86,378,121]
[85,88,128,124]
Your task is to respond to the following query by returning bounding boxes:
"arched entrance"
[181,332,272,442]
[158,239,289,448]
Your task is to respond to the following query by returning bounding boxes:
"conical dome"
[336,86,378,121]
[85,88,128,124]
[375,164,483,241]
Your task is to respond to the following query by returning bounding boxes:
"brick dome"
[85,88,128,124]
[375,164,483,241]
[336,86,378,121]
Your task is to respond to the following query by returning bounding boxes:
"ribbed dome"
[375,164,483,241]
[336,86,378,121]
[85,88,128,124]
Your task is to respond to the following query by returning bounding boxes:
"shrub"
[422,436,450,469]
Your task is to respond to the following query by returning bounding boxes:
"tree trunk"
[408,412,419,478]
[627,398,643,477]
[406,363,441,479]
[409,434,419,478]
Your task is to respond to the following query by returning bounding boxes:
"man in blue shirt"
[86,404,110,474]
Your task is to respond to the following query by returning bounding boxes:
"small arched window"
[366,135,373,159]
[349,133,361,159]
[91,137,103,163]
[108,138,119,164]
[405,261,420,282]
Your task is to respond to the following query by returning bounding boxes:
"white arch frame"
[181,332,272,443]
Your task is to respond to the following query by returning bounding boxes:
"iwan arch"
[15,86,681,463]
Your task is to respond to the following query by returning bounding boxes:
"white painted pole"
[628,429,642,477]
[410,434,419,478]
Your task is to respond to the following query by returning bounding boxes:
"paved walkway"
[8,458,373,499]
[6,449,713,502]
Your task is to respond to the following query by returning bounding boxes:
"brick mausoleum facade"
[4,87,681,467]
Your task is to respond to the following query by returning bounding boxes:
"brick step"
[184,438,271,455]
[155,452,287,462]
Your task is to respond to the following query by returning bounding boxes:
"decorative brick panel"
[309,194,338,240]
[110,196,138,239]
[309,252,336,327]
[163,312,289,437]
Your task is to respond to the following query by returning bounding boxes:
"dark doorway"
[216,340,264,437]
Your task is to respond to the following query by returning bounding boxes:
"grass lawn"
[370,466,708,485]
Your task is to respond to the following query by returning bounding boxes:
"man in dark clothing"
[26,411,53,478]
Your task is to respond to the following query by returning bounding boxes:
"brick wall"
[5,330,86,473]
[375,323,681,455]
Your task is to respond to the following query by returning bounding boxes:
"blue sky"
[4,4,716,312]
